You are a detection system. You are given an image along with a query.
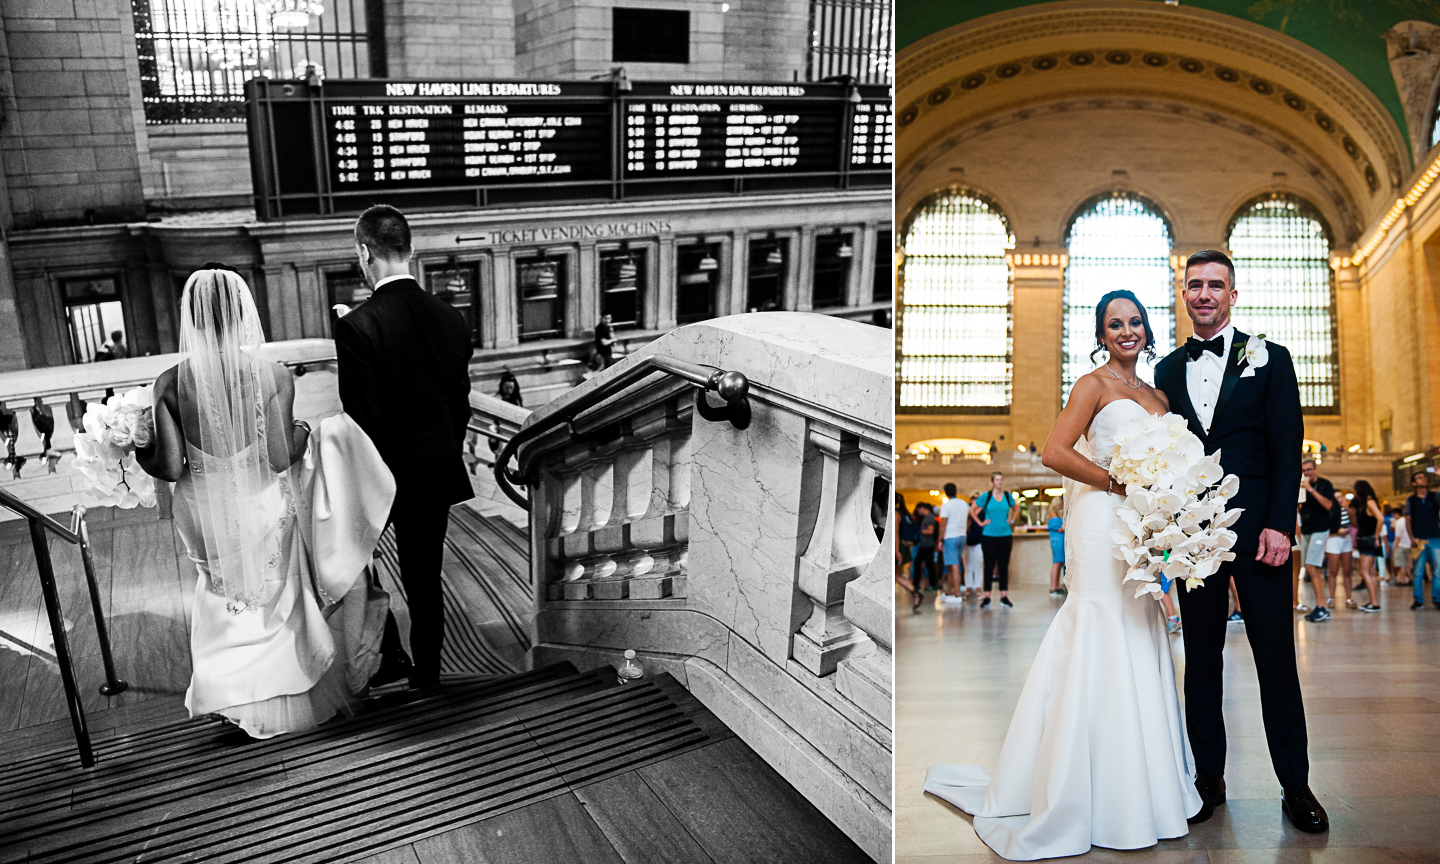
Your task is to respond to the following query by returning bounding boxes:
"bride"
[138,266,353,738]
[923,290,1202,860]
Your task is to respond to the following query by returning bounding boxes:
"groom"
[335,204,475,688]
[1154,249,1327,833]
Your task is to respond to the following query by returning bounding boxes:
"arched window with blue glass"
[898,189,1014,413]
[1062,193,1176,400]
[1224,193,1338,412]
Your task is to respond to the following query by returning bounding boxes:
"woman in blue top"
[1047,495,1065,597]
[970,471,1018,608]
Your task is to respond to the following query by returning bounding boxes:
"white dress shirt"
[372,273,412,290]
[1186,323,1234,432]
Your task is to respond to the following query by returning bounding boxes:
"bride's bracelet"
[292,419,312,436]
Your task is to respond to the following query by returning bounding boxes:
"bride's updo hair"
[181,266,262,347]
[1089,289,1157,364]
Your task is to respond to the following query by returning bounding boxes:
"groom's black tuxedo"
[1155,329,1309,790]
[335,276,474,684]
[1153,330,1304,555]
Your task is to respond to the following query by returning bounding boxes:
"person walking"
[1392,505,1413,586]
[335,205,475,689]
[897,493,923,612]
[913,502,939,593]
[972,471,1018,609]
[1046,495,1065,597]
[1406,471,1440,609]
[1298,458,1335,622]
[1351,480,1383,612]
[963,489,985,599]
[937,483,969,605]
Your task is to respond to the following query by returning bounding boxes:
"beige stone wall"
[0,0,147,228]
[387,0,517,78]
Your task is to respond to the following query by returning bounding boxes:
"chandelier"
[260,0,324,30]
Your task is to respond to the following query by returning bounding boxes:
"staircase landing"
[0,666,868,864]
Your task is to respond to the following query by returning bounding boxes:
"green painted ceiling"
[897,0,1440,150]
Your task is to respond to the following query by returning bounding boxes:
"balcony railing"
[510,312,891,861]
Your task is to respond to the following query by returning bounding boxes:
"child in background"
[1046,496,1065,597]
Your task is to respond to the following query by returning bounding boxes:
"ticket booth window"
[812,233,853,309]
[677,243,720,323]
[874,230,892,302]
[518,256,566,340]
[426,261,482,344]
[600,249,644,328]
[61,276,126,363]
[326,264,371,331]
[747,238,788,312]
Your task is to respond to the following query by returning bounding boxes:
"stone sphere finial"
[716,370,749,403]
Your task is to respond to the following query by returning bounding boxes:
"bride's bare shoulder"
[1066,373,1106,408]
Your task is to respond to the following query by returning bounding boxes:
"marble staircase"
[0,663,870,864]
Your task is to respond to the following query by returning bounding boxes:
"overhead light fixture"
[618,257,638,279]
[266,0,323,29]
[697,254,718,271]
[836,241,853,258]
[766,248,783,265]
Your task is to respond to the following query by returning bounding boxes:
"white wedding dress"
[923,399,1201,860]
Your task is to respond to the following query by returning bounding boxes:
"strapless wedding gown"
[174,442,351,738]
[923,399,1201,860]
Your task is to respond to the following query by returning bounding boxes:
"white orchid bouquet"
[73,386,157,509]
[1102,413,1243,600]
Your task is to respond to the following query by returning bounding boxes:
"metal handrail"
[492,354,751,509]
[0,489,130,769]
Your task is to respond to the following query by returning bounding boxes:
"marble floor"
[895,576,1440,864]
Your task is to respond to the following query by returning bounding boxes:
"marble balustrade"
[517,312,892,863]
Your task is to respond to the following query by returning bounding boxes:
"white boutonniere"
[1239,334,1269,378]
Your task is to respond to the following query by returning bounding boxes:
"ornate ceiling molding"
[896,0,1410,222]
[897,90,1367,244]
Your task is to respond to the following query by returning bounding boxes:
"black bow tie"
[1186,336,1225,360]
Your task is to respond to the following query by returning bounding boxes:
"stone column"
[728,230,748,316]
[653,236,676,330]
[1334,260,1371,449]
[792,225,816,311]
[492,249,518,348]
[1009,251,1065,451]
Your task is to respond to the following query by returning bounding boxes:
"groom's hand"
[1255,528,1291,567]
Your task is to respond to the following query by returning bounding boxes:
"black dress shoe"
[367,648,415,690]
[1187,774,1226,824]
[1282,785,1329,833]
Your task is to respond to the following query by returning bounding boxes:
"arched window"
[1063,193,1175,399]
[898,190,1014,413]
[1226,194,1337,412]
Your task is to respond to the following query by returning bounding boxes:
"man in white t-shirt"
[937,482,969,604]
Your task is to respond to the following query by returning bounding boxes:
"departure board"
[620,82,843,179]
[247,78,891,220]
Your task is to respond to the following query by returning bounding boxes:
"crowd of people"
[895,472,1032,613]
[1296,461,1440,621]
[896,460,1440,627]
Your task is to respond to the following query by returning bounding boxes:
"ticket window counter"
[424,260,482,344]
[599,248,644,329]
[517,255,567,340]
[747,238,788,312]
[676,243,721,323]
[812,233,854,309]
[61,275,127,363]
[874,230,892,303]
[325,264,371,332]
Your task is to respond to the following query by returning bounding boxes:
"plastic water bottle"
[616,649,643,685]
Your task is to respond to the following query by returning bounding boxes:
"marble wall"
[523,312,893,861]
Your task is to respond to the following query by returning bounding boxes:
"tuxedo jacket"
[1153,330,1304,555]
[334,277,475,512]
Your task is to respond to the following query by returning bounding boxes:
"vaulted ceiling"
[898,0,1440,151]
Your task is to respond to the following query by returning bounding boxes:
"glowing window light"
[898,189,1014,413]
[1063,194,1176,401]
[1226,194,1337,413]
